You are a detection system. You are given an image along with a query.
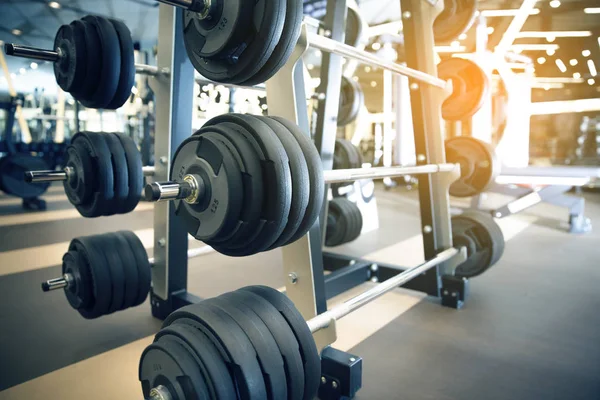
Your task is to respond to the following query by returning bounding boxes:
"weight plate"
[74,19,101,102]
[438,58,489,121]
[155,334,211,399]
[106,19,136,110]
[446,136,500,198]
[88,234,125,314]
[171,134,244,243]
[157,323,236,400]
[433,0,477,44]
[333,139,352,170]
[223,290,305,400]
[338,77,363,127]
[195,124,264,255]
[269,117,324,244]
[451,210,505,278]
[99,233,137,312]
[62,250,93,311]
[63,140,95,206]
[257,116,310,250]
[207,295,288,400]
[164,303,268,399]
[101,132,130,216]
[203,114,291,253]
[74,132,115,217]
[119,231,151,307]
[81,16,121,109]
[182,0,286,84]
[70,236,111,318]
[111,231,140,310]
[0,154,50,198]
[345,7,364,48]
[53,23,85,93]
[341,198,359,244]
[241,285,321,400]
[139,340,207,400]
[241,0,303,86]
[325,199,347,247]
[335,197,354,245]
[114,133,143,214]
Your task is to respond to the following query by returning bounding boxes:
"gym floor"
[0,185,599,400]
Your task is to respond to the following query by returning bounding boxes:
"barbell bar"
[24,165,156,184]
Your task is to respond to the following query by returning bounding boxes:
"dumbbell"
[24,131,153,218]
[325,198,363,247]
[41,231,212,319]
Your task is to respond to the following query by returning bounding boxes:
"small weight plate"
[269,117,324,244]
[338,198,357,245]
[438,58,489,121]
[195,124,264,255]
[182,0,286,84]
[325,199,347,247]
[88,234,125,314]
[53,23,85,93]
[171,134,244,243]
[114,133,143,214]
[445,136,501,198]
[207,295,288,400]
[333,139,352,170]
[70,236,111,318]
[433,0,477,44]
[155,334,211,399]
[240,0,303,86]
[119,230,151,307]
[223,290,305,400]
[111,231,140,310]
[345,6,365,48]
[164,303,268,399]
[0,154,50,198]
[75,132,115,217]
[74,19,102,104]
[106,19,135,110]
[101,132,130,216]
[257,116,310,250]
[347,199,363,243]
[338,77,362,127]
[63,140,95,206]
[451,210,505,278]
[241,285,321,400]
[157,323,236,400]
[62,250,93,311]
[81,16,121,109]
[139,340,206,400]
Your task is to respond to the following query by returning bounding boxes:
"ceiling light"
[549,0,561,8]
[588,60,598,76]
[480,8,540,17]
[511,44,559,52]
[555,59,567,73]
[307,64,314,70]
[48,1,61,8]
[547,49,556,56]
[583,8,600,14]
[371,42,382,51]
[537,57,546,64]
[353,76,359,82]
[19,68,26,75]
[486,27,495,35]
[30,62,38,70]
[451,40,461,48]
[364,66,371,73]
[573,72,581,79]
[588,79,596,85]
[569,59,578,66]
[458,33,467,40]
[582,50,591,57]
[517,31,592,38]
[11,29,22,36]
[370,81,377,87]
[546,36,555,43]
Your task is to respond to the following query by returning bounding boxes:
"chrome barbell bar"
[25,166,157,184]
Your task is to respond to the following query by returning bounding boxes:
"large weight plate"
[241,286,321,400]
[446,136,501,198]
[53,23,86,93]
[0,154,50,198]
[345,7,365,48]
[326,199,348,247]
[88,234,124,314]
[338,77,363,126]
[73,19,101,102]
[433,0,477,43]
[62,250,93,311]
[111,231,139,310]
[451,210,505,278]
[101,132,130,216]
[115,133,143,214]
[119,230,151,307]
[439,58,489,121]
[106,19,136,110]
[63,141,95,206]
[182,0,286,84]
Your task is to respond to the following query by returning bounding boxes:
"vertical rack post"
[148,5,196,319]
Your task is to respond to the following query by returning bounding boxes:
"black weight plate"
[338,77,362,127]
[62,250,93,311]
[224,290,305,400]
[438,58,489,121]
[171,134,244,243]
[139,340,206,400]
[155,334,211,399]
[164,303,268,399]
[257,116,310,250]
[80,16,121,109]
[101,132,130,216]
[88,234,125,314]
[119,231,151,307]
[207,295,288,400]
[63,140,95,206]
[451,210,505,278]
[195,124,264,255]
[182,0,286,84]
[53,23,85,93]
[325,199,347,247]
[157,323,236,400]
[333,139,352,170]
[71,19,100,101]
[75,132,115,217]
[241,286,320,400]
[269,117,324,244]
[446,136,500,198]
[339,198,357,244]
[114,133,143,214]
[353,200,364,240]
[111,231,140,310]
[241,0,303,86]
[433,0,477,44]
[203,114,291,253]
[70,236,111,318]
[345,7,364,48]
[347,199,363,242]
[106,19,135,110]
[0,154,50,198]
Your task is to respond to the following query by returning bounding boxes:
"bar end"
[4,43,14,55]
